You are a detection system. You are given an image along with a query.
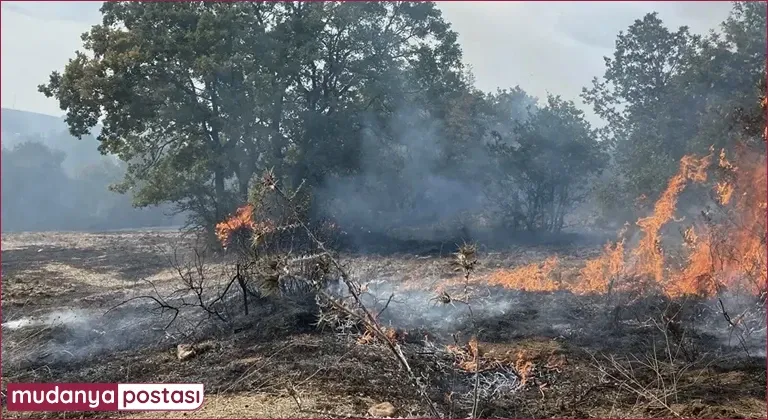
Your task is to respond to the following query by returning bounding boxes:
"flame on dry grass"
[447,336,483,372]
[439,144,765,299]
[665,147,765,296]
[487,256,560,292]
[631,152,713,286]
[576,227,627,295]
[357,327,376,345]
[514,350,534,386]
[357,324,404,345]
[578,146,765,298]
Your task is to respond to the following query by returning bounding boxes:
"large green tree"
[40,1,463,231]
[582,12,699,202]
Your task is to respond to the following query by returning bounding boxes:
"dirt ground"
[2,230,766,418]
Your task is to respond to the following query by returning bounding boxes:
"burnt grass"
[1,230,766,418]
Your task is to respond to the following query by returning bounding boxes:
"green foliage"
[583,2,767,222]
[40,1,463,234]
[37,1,763,236]
[487,95,608,232]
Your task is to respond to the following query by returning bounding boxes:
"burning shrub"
[423,138,765,304]
[215,204,275,252]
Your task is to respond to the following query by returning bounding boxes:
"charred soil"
[2,231,765,418]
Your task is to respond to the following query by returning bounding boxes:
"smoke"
[316,105,491,239]
[311,87,615,253]
[2,306,171,366]
[357,277,766,357]
[0,140,183,233]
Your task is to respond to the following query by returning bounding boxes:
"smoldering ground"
[356,279,766,355]
[5,233,762,374]
[1,306,171,369]
[2,230,765,419]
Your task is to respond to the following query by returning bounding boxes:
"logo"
[6,383,204,411]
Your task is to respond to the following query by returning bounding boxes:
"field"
[2,229,765,418]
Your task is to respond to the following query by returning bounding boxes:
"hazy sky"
[1,1,732,124]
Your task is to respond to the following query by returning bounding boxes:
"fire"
[357,324,405,345]
[631,153,713,287]
[357,326,376,345]
[667,229,718,297]
[514,350,534,387]
[577,145,765,298]
[426,143,765,300]
[446,336,483,372]
[487,256,560,292]
[458,336,481,372]
[715,182,734,206]
[215,204,274,249]
[715,149,737,205]
[218,132,764,303]
[575,237,625,295]
[447,339,540,388]
[665,146,766,297]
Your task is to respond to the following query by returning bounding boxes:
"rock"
[177,344,196,361]
[368,402,396,417]
[177,342,217,361]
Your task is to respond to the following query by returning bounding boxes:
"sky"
[1,1,733,125]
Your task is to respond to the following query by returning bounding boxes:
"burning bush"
[424,140,766,302]
[215,204,275,251]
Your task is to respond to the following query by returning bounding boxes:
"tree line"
[1,132,179,232]
[38,1,765,238]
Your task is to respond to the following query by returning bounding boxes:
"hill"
[1,107,108,176]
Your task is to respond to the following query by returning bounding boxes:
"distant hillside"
[1,108,185,232]
[1,108,65,135]
[1,107,108,175]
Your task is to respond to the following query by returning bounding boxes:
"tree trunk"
[237,161,254,203]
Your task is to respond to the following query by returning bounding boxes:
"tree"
[488,95,608,233]
[1,140,76,231]
[39,1,463,235]
[583,3,766,221]
[677,1,766,152]
[582,12,698,201]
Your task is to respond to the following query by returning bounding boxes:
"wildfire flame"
[633,153,713,286]
[582,146,765,297]
[514,350,534,386]
[423,144,765,300]
[577,147,765,297]
[487,256,560,292]
[215,204,274,249]
[576,234,626,295]
[219,132,764,302]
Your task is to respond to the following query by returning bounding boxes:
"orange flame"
[514,351,534,386]
[215,204,274,249]
[422,145,765,300]
[576,237,626,295]
[631,153,713,287]
[487,256,560,292]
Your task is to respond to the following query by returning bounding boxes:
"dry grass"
[2,230,765,419]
